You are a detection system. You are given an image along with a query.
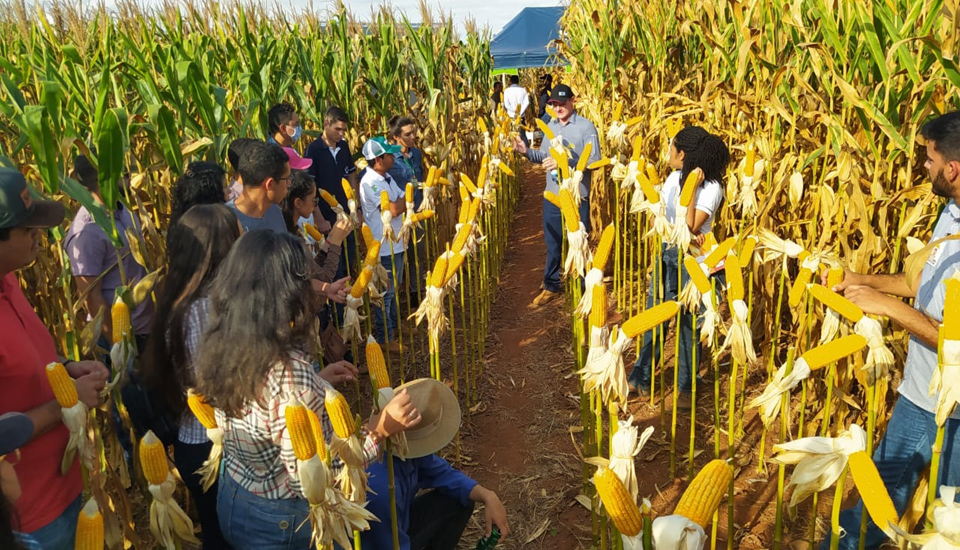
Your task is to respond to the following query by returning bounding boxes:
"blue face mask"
[288,124,303,143]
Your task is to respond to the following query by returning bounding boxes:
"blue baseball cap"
[0,412,34,455]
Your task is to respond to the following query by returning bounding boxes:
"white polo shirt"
[359,169,406,255]
[502,84,530,119]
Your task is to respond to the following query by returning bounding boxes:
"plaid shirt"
[177,299,211,445]
[216,349,381,500]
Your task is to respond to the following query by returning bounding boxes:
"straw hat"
[395,378,461,458]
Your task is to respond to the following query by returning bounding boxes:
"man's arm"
[844,285,940,348]
[469,484,510,539]
[75,276,111,343]
[828,270,915,298]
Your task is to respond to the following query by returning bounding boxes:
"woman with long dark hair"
[195,230,421,549]
[627,126,731,411]
[141,204,241,549]
[169,162,228,227]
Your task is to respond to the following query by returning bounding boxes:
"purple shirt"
[64,206,154,336]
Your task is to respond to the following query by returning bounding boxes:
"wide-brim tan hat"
[395,378,461,458]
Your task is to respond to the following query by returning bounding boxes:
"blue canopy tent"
[490,6,566,69]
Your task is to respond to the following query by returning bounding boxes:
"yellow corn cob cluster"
[410,211,435,224]
[364,241,382,265]
[588,158,612,170]
[590,284,607,329]
[366,338,390,390]
[451,223,473,254]
[847,451,899,535]
[593,224,616,271]
[630,136,643,162]
[324,388,356,439]
[460,173,477,194]
[112,297,131,343]
[187,390,217,430]
[307,409,328,463]
[139,430,169,486]
[673,459,734,528]
[458,198,471,224]
[738,236,758,265]
[468,197,481,221]
[622,301,680,339]
[444,253,465,285]
[645,164,659,187]
[75,498,104,550]
[636,165,660,204]
[477,160,487,189]
[477,117,488,134]
[678,168,703,207]
[497,161,515,177]
[725,254,744,302]
[304,223,323,242]
[808,284,863,322]
[594,467,642,537]
[284,397,317,461]
[425,166,438,187]
[704,237,736,268]
[405,183,414,203]
[576,142,593,173]
[341,178,354,201]
[789,268,814,308]
[559,190,579,232]
[800,334,867,370]
[350,267,373,298]
[543,191,561,208]
[431,254,449,287]
[46,362,79,408]
[320,189,339,208]
[943,277,960,339]
[684,256,711,294]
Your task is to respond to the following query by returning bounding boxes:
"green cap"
[362,136,403,161]
[0,168,65,230]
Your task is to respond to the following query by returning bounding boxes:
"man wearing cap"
[360,379,510,550]
[0,168,109,549]
[513,84,602,307]
[360,136,407,353]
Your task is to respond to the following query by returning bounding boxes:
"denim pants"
[174,439,231,549]
[543,197,591,293]
[374,251,405,343]
[826,397,960,550]
[26,495,82,550]
[628,245,702,393]
[217,472,311,550]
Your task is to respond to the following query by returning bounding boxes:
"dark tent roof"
[490,6,566,69]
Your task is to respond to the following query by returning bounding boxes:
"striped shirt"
[177,299,210,445]
[216,349,380,500]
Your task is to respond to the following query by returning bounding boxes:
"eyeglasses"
[0,450,21,466]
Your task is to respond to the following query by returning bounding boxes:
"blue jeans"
[26,495,82,550]
[825,397,960,550]
[217,472,311,550]
[543,198,591,293]
[628,245,703,393]
[374,251,405,343]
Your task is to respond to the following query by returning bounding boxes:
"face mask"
[288,124,302,143]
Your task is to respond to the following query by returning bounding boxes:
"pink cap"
[282,147,312,171]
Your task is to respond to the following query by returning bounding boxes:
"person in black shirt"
[538,74,553,122]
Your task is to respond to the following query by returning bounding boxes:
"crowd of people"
[0,102,508,550]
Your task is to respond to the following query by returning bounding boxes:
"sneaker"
[532,289,560,307]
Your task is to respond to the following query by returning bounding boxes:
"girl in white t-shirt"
[628,126,731,410]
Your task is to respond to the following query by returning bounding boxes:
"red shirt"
[0,273,82,532]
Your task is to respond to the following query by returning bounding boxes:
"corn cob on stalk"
[722,253,756,364]
[379,190,396,243]
[341,267,372,344]
[341,178,360,224]
[140,430,199,548]
[419,167,438,211]
[933,274,960,425]
[674,460,734,528]
[580,283,614,401]
[361,224,376,250]
[543,191,561,208]
[576,223,615,317]
[847,451,899,540]
[704,237,736,269]
[669,168,704,252]
[679,255,711,312]
[303,222,325,244]
[773,423,867,507]
[186,389,224,492]
[609,419,655,502]
[324,388,369,502]
[809,283,861,344]
[595,467,643,537]
[738,235,759,266]
[788,267,814,308]
[107,295,136,394]
[75,498,104,550]
[559,189,591,278]
[45,362,90,474]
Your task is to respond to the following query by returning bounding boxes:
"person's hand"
[372,388,421,438]
[328,218,353,247]
[822,268,861,292]
[320,361,359,385]
[842,285,889,317]
[512,136,528,155]
[481,490,509,539]
[65,360,108,381]
[542,156,558,172]
[324,276,351,304]
[75,373,107,408]
[693,233,706,248]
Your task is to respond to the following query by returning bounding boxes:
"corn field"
[558,0,960,548]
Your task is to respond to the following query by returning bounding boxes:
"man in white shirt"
[502,75,530,121]
[359,137,407,353]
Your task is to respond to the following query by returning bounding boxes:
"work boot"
[532,289,559,307]
[677,392,693,413]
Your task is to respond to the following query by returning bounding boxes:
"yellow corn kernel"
[724,253,744,302]
[943,277,960,340]
[645,163,660,188]
[477,157,488,189]
[613,103,624,121]
[684,256,711,295]
[306,409,328,463]
[304,223,323,242]
[550,147,570,181]
[576,142,593,173]
[75,498,104,550]
[460,173,477,194]
[46,362,78,408]
[319,189,339,208]
[139,430,169,486]
[674,459,734,528]
[827,267,845,290]
[431,254,450,287]
[364,241,382,267]
[702,232,718,251]
[477,117,488,134]
[341,178,355,201]
[788,268,814,308]
[636,169,660,204]
[559,190,579,232]
[847,451,899,536]
[535,118,555,141]
[405,183,414,204]
[808,284,864,323]
[590,284,607,329]
[425,166,437,188]
[284,396,317,461]
[744,146,755,177]
[622,301,680,339]
[704,237,736,268]
[800,334,867,370]
[187,390,217,430]
[593,224,616,271]
[112,297,131,344]
[324,388,356,439]
[441,253,465,286]
[678,168,703,207]
[458,184,469,203]
[380,191,390,211]
[594,467,643,537]
[366,337,390,390]
[497,162,515,177]
[451,223,473,254]
[625,115,643,127]
[666,117,683,139]
[410,211,435,224]
[543,191,561,208]
[738,236,758,266]
[350,267,373,298]
[361,225,375,249]
[468,197,481,222]
[458,198,471,224]
[588,158,612,170]
[630,136,643,162]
